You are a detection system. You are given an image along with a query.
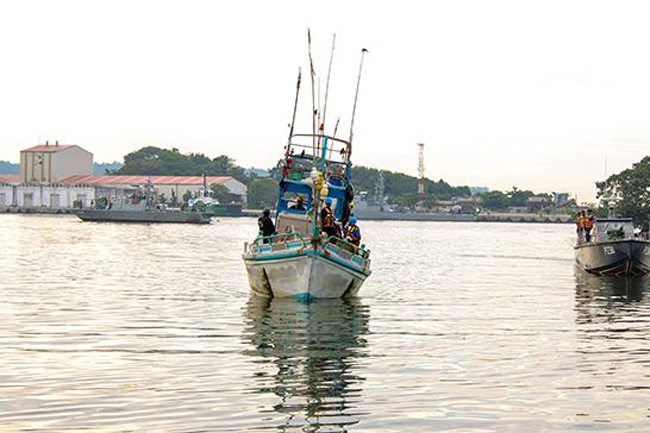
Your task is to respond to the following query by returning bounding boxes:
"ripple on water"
[1,216,650,431]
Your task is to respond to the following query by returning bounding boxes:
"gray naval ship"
[75,207,211,224]
[75,181,211,224]
[353,172,476,222]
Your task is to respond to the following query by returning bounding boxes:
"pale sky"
[1,0,650,201]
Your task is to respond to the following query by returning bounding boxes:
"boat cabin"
[592,218,635,242]
[275,133,355,238]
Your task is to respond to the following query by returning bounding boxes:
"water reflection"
[573,267,650,396]
[242,297,370,432]
[574,267,647,325]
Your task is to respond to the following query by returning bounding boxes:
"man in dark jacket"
[258,209,276,243]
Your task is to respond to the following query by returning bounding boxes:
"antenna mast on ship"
[348,48,368,159]
[307,29,321,238]
[288,68,302,143]
[319,34,336,171]
[321,34,336,137]
[307,29,317,162]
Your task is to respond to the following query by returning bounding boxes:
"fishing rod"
[348,48,368,160]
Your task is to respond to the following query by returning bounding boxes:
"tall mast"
[307,29,317,165]
[288,68,302,142]
[348,48,368,159]
[307,29,320,238]
[321,34,336,136]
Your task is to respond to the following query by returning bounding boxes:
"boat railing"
[324,235,370,260]
[289,133,351,162]
[249,232,309,252]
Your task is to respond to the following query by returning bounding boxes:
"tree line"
[596,155,650,226]
[112,146,479,209]
[113,146,278,208]
[111,146,571,212]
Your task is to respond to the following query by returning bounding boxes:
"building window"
[24,193,34,207]
[50,194,60,208]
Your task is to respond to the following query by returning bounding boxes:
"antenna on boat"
[333,117,340,137]
[348,48,368,158]
[322,34,336,136]
[317,77,321,137]
[288,67,302,142]
[307,28,317,164]
[307,29,321,239]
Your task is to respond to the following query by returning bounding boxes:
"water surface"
[1,215,649,431]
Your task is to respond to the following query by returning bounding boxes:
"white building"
[0,174,95,209]
[0,176,18,207]
[60,174,247,204]
[2,143,248,210]
[20,142,93,183]
[15,184,95,208]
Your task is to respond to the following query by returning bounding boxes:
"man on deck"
[289,195,306,211]
[258,209,276,243]
[321,197,338,238]
[584,209,595,242]
[345,216,362,246]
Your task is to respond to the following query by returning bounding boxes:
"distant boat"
[243,34,372,299]
[575,216,650,276]
[75,179,212,224]
[187,176,243,217]
[75,208,211,224]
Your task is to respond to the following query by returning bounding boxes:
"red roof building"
[22,144,76,153]
[59,175,231,186]
[0,175,19,184]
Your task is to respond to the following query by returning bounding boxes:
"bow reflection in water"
[574,266,647,326]
[241,296,370,432]
[573,267,650,393]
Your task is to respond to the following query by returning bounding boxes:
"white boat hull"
[244,246,369,299]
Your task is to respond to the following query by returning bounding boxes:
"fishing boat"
[243,33,372,298]
[574,213,650,276]
[187,176,243,217]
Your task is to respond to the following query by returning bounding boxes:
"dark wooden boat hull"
[575,239,650,276]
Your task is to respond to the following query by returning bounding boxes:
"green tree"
[596,155,650,225]
[209,183,233,204]
[116,146,253,184]
[478,190,510,211]
[350,166,472,205]
[248,178,279,209]
[507,186,534,207]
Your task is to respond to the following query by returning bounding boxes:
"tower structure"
[417,143,425,197]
